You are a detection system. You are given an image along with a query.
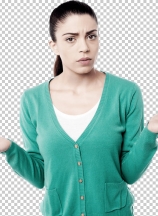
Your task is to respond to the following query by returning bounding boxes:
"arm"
[120,83,158,185]
[0,91,44,189]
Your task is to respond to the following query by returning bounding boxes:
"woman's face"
[50,14,99,75]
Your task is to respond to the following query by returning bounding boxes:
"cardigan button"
[80,195,84,200]
[79,179,83,183]
[75,144,78,148]
[81,214,84,216]
[78,161,82,165]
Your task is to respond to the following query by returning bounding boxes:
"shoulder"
[105,72,143,111]
[20,80,48,107]
[108,72,141,95]
[19,80,49,126]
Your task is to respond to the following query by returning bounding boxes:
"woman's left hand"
[147,113,158,134]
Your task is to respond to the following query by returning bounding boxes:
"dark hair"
[49,0,98,77]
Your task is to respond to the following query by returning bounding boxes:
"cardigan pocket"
[104,180,128,212]
[40,188,63,216]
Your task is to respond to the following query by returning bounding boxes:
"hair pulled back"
[49,0,98,77]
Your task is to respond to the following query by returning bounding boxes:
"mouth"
[77,58,92,62]
[77,59,91,65]
[80,59,90,61]
[79,59,90,61]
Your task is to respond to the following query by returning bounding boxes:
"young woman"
[1,1,158,216]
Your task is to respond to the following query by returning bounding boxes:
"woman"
[0,1,158,216]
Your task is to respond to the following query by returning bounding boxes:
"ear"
[48,39,59,55]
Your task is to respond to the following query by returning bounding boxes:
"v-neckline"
[45,71,110,145]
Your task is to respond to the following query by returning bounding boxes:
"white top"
[53,97,101,141]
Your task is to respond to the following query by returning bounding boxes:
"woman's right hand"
[0,136,11,153]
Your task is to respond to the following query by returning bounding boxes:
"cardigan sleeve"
[120,83,158,185]
[0,91,44,189]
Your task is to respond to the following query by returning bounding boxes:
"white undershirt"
[53,97,101,142]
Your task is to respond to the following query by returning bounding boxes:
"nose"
[79,39,90,52]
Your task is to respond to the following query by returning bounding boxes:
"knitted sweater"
[1,71,158,216]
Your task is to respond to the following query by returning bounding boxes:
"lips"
[77,57,91,61]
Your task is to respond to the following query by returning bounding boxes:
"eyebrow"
[62,29,97,36]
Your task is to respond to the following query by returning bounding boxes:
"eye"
[66,37,75,42]
[65,34,97,43]
[88,34,97,40]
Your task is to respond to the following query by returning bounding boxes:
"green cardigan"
[1,71,158,216]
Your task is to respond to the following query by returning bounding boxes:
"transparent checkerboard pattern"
[0,1,158,216]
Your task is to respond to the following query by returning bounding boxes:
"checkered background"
[0,0,158,215]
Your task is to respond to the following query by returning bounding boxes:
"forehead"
[57,14,98,33]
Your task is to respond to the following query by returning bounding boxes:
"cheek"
[94,42,99,50]
[62,47,75,59]
[89,46,99,57]
[60,53,75,65]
